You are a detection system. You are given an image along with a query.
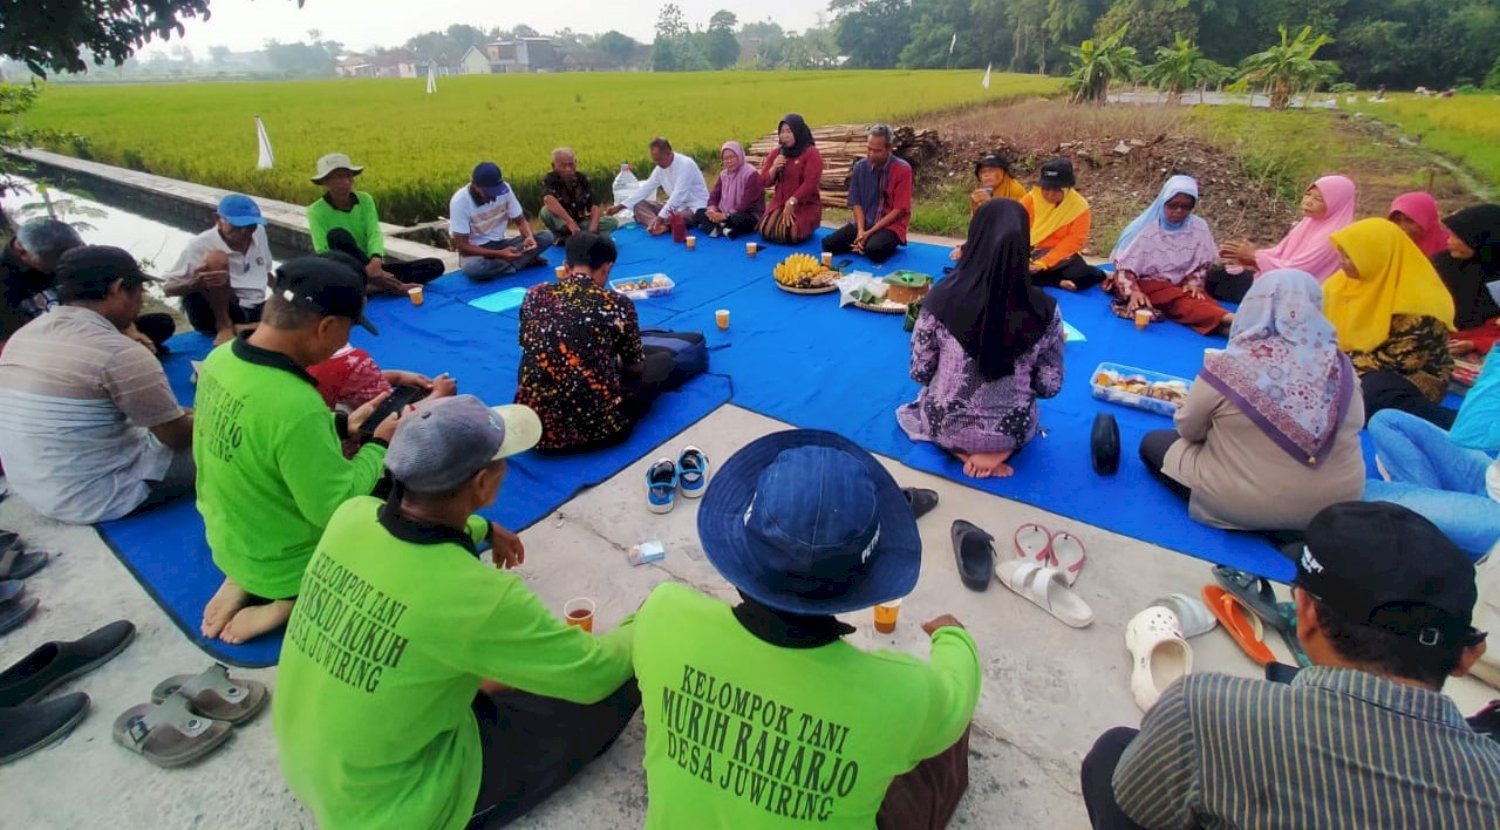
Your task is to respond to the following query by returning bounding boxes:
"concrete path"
[2,404,1493,828]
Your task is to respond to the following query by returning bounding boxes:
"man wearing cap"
[516,232,672,453]
[167,193,274,345]
[631,429,981,828]
[275,394,640,830]
[539,147,618,242]
[0,246,195,523]
[822,124,912,264]
[450,162,554,281]
[605,137,710,235]
[1082,501,1500,830]
[307,152,445,294]
[195,255,400,645]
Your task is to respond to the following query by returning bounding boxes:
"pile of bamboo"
[744,124,944,205]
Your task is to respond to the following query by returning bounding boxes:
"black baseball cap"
[54,245,159,302]
[1039,157,1076,189]
[271,256,379,335]
[1284,502,1479,648]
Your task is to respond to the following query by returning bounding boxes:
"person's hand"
[605,204,624,216]
[707,207,726,223]
[382,370,432,389]
[1186,283,1208,300]
[430,373,458,398]
[371,405,402,443]
[1451,340,1477,356]
[196,267,230,289]
[772,154,787,174]
[1220,240,1257,267]
[364,258,393,281]
[1029,261,1043,274]
[588,220,600,233]
[648,219,668,236]
[949,245,963,261]
[488,522,525,569]
[566,218,582,235]
[1126,289,1153,314]
[124,323,157,354]
[922,615,965,635]
[369,273,407,295]
[970,188,993,205]
[348,390,390,435]
[852,231,869,253]
[787,197,798,208]
[522,236,537,252]
[492,246,522,261]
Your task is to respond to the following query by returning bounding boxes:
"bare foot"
[962,451,1015,479]
[213,328,235,346]
[1059,279,1077,291]
[202,579,250,639]
[219,599,295,644]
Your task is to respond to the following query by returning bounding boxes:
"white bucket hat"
[311,152,364,184]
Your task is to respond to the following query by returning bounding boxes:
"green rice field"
[1348,94,1500,194]
[25,71,1060,224]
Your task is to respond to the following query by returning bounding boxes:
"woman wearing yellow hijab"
[1019,158,1105,291]
[1325,217,1457,425]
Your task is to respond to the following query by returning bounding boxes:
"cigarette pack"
[628,540,666,566]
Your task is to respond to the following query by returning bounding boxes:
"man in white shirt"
[451,162,554,281]
[607,138,710,236]
[166,193,273,345]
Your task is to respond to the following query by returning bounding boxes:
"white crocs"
[1125,606,1193,711]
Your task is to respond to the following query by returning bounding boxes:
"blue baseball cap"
[471,162,510,198]
[697,430,920,615]
[217,193,266,227]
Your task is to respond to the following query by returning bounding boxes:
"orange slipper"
[1202,585,1276,666]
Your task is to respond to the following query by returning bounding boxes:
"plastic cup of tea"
[873,599,902,634]
[555,265,567,280]
[686,235,697,250]
[1134,309,1151,330]
[746,242,758,257]
[564,597,596,633]
[821,251,833,267]
[715,309,730,330]
[407,286,424,306]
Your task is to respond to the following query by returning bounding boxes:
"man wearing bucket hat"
[1082,501,1500,830]
[450,161,554,281]
[167,192,274,344]
[631,429,981,829]
[276,394,639,830]
[196,255,398,646]
[307,152,445,295]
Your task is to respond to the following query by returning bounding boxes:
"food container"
[609,273,675,300]
[1090,362,1193,417]
[883,270,932,305]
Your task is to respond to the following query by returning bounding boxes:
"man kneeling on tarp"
[630,429,982,829]
[274,395,639,830]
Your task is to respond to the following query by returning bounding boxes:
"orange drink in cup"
[715,309,730,330]
[821,251,833,268]
[564,597,595,633]
[746,242,758,257]
[555,265,567,280]
[686,235,697,251]
[1134,309,1151,330]
[873,599,902,634]
[408,286,424,306]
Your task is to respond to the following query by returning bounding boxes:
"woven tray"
[776,282,838,295]
[853,298,908,314]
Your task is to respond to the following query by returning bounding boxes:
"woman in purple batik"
[1138,269,1366,531]
[897,199,1065,478]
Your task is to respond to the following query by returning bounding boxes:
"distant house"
[339,49,418,79]
[458,39,561,74]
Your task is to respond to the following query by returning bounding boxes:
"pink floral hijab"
[1254,174,1357,281]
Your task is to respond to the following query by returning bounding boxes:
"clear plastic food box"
[609,273,675,300]
[1090,362,1193,417]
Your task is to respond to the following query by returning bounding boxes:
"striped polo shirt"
[0,306,184,523]
[1114,667,1500,828]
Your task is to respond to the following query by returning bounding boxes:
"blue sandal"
[677,446,710,499]
[646,458,678,514]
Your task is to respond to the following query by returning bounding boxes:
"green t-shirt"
[308,191,385,258]
[193,338,386,598]
[632,582,981,829]
[274,496,635,830]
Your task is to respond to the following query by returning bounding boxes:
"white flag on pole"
[254,115,274,170]
[426,62,437,94]
[982,63,992,89]
[949,33,957,55]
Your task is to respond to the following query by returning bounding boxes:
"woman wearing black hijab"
[1437,204,1500,356]
[897,199,1066,478]
[758,113,824,244]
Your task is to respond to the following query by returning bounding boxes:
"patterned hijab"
[1109,176,1219,284]
[1201,270,1353,467]
[1324,218,1456,353]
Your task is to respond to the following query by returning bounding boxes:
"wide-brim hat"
[698,429,920,615]
[311,152,365,184]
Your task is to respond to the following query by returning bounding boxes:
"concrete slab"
[2,403,1493,828]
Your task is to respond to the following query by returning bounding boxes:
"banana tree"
[1238,24,1338,110]
[1065,25,1140,105]
[1142,33,1232,103]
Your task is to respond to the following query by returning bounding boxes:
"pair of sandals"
[951,520,1093,628]
[1203,566,1309,668]
[645,447,710,514]
[113,664,268,768]
[0,533,50,636]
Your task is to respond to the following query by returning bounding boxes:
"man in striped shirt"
[1082,501,1500,829]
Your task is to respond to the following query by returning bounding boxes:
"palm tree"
[1065,25,1140,105]
[1141,33,1231,103]
[1237,24,1338,110]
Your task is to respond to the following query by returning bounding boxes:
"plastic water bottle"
[612,163,639,226]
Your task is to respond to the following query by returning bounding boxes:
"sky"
[141,0,829,57]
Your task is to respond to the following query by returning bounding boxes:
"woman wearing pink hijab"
[1208,174,1358,302]
[1388,192,1449,257]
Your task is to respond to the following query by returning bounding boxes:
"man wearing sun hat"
[450,161,554,281]
[307,151,445,294]
[1082,501,1500,830]
[275,394,640,830]
[167,192,274,344]
[631,429,981,829]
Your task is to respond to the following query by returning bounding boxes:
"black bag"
[639,329,708,390]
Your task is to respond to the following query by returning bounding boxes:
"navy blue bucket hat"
[697,430,921,615]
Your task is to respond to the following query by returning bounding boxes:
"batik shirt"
[1349,313,1455,402]
[542,172,596,224]
[515,274,644,449]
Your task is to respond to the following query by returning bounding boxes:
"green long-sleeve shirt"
[307,191,385,258]
[193,337,387,598]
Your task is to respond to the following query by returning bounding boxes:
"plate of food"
[773,253,839,294]
[1090,362,1192,417]
[850,287,909,314]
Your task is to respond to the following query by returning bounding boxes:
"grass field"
[1347,95,1500,193]
[23,71,1060,225]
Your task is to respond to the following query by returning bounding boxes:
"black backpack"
[639,329,709,390]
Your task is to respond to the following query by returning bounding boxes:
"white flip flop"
[1125,606,1193,711]
[1148,592,1217,638]
[1049,531,1087,586]
[995,559,1094,628]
